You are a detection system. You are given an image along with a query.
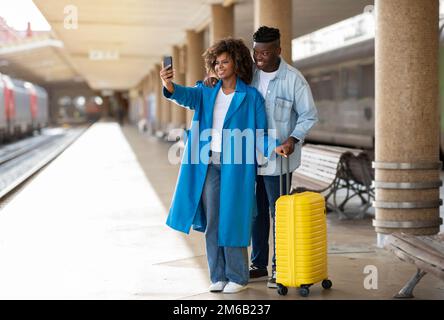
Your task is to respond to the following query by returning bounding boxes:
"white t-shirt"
[211,88,234,152]
[258,70,278,98]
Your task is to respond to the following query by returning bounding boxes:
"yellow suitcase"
[275,157,332,297]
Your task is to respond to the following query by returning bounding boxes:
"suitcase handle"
[279,156,291,196]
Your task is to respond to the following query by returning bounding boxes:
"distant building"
[0,18,46,44]
[0,17,20,43]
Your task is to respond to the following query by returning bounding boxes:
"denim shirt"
[251,58,318,176]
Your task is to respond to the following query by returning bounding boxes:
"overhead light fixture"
[101,89,114,97]
[89,50,119,61]
[98,80,109,87]
[36,60,55,67]
[94,96,103,105]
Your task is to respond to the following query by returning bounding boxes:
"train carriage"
[0,73,49,142]
[12,78,33,137]
[295,23,444,154]
[295,38,375,149]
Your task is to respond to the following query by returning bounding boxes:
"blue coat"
[163,78,276,247]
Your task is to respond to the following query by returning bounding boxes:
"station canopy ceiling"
[29,0,373,91]
[0,33,81,85]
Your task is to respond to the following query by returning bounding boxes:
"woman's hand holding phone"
[160,57,175,94]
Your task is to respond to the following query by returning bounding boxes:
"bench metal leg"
[394,269,427,299]
[331,179,362,219]
[324,175,375,220]
[330,180,350,219]
[337,181,374,219]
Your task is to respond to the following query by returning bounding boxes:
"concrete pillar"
[102,96,111,118]
[128,88,138,125]
[254,0,292,63]
[210,4,234,45]
[374,0,441,245]
[171,45,186,128]
[153,64,162,133]
[146,70,155,133]
[160,60,172,132]
[164,71,173,133]
[147,70,153,130]
[185,30,205,128]
[147,70,153,128]
[142,75,150,126]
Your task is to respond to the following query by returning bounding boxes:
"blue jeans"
[251,173,292,271]
[201,154,249,285]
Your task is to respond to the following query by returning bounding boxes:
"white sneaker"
[208,281,227,292]
[223,282,248,294]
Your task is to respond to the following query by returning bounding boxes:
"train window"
[359,64,375,98]
[74,96,86,107]
[319,73,334,100]
[307,76,320,100]
[307,73,334,101]
[58,96,72,107]
[73,96,86,112]
[341,67,359,99]
[93,96,103,105]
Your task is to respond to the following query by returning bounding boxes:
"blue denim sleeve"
[290,83,318,142]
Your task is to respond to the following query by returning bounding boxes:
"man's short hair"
[253,26,280,43]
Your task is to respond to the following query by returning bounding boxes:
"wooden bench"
[291,143,375,219]
[384,232,444,298]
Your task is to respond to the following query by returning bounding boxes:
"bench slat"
[305,144,363,156]
[295,168,336,185]
[303,146,344,156]
[302,150,343,162]
[292,173,330,191]
[300,155,341,170]
[384,233,444,281]
[297,167,337,182]
[299,159,338,170]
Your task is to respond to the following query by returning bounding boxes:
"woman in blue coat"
[160,38,278,294]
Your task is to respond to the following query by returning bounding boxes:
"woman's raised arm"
[160,66,203,112]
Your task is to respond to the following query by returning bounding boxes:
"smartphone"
[163,56,173,70]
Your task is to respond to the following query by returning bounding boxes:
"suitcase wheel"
[277,284,288,296]
[299,286,310,297]
[322,279,332,290]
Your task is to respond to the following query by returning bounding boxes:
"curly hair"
[202,38,253,85]
[253,26,280,44]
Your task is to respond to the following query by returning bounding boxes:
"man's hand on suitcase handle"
[275,145,288,158]
[275,137,299,158]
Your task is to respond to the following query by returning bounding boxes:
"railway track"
[0,127,87,199]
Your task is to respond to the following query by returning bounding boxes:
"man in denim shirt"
[249,26,318,288]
